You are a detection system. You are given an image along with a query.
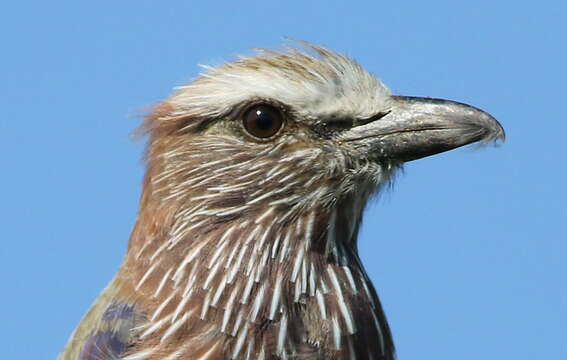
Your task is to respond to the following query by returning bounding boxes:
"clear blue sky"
[1,1,564,359]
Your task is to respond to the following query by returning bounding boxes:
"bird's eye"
[242,104,284,139]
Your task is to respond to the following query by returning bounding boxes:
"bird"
[60,42,504,360]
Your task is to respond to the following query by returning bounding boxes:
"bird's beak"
[341,96,505,162]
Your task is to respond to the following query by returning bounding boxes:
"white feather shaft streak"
[250,283,266,321]
[305,211,315,240]
[254,207,274,224]
[291,246,305,283]
[161,311,192,342]
[231,311,244,337]
[228,244,248,283]
[255,249,269,282]
[122,348,157,360]
[328,267,356,334]
[172,291,191,322]
[151,289,178,321]
[269,274,283,319]
[173,241,207,282]
[195,343,220,360]
[342,266,358,294]
[277,312,289,355]
[277,229,291,263]
[135,262,158,291]
[224,241,240,270]
[309,262,317,296]
[208,228,233,268]
[245,337,256,360]
[315,289,327,319]
[211,276,228,307]
[271,233,282,259]
[243,225,262,245]
[140,313,173,339]
[183,259,200,296]
[279,149,318,163]
[332,316,342,350]
[203,260,222,290]
[232,321,250,359]
[221,282,241,333]
[200,291,212,320]
[240,271,255,304]
[153,268,173,298]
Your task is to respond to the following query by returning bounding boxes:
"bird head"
[123,43,504,359]
[136,43,503,259]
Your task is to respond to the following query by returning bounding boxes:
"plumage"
[60,42,504,360]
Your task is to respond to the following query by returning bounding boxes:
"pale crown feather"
[169,45,391,122]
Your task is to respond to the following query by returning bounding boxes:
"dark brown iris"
[242,104,284,139]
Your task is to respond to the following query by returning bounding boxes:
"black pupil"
[243,104,282,139]
[255,108,274,130]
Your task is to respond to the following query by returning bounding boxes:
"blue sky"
[1,1,564,359]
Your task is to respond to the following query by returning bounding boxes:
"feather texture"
[60,41,503,360]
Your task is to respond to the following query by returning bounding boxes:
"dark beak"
[341,96,505,162]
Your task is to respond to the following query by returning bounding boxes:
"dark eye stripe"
[326,119,353,129]
[325,111,391,130]
[357,111,390,126]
